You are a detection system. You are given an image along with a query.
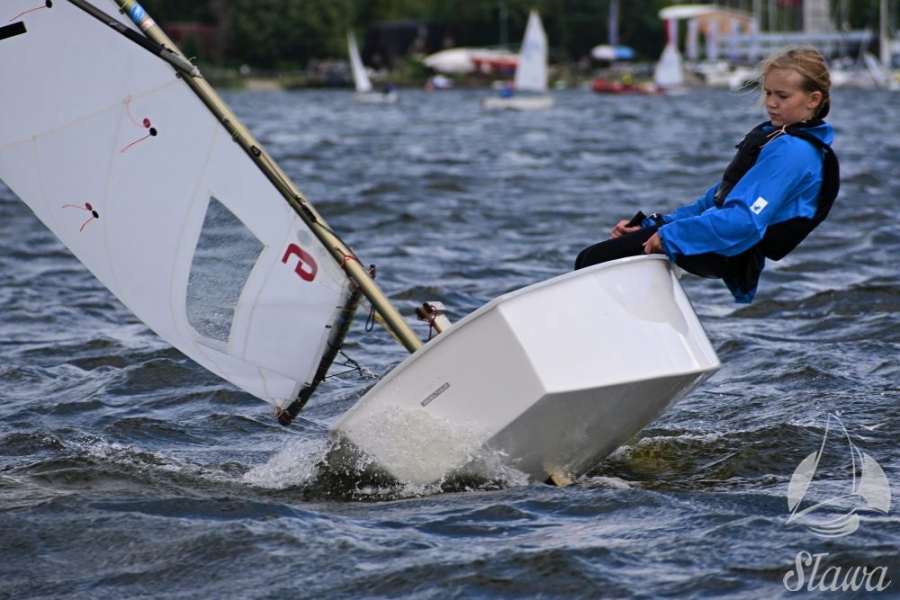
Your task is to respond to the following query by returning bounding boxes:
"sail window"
[186,197,262,345]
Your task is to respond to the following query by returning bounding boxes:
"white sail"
[514,10,548,92]
[654,43,685,89]
[0,0,353,409]
[481,10,553,110]
[347,31,373,93]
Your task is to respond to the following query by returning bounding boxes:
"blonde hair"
[758,47,832,118]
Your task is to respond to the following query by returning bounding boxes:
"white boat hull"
[480,95,555,111]
[329,256,720,485]
[355,91,398,104]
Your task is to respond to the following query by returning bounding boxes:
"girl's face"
[763,67,823,127]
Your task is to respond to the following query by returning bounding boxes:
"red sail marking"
[281,244,317,282]
[120,95,157,153]
[9,1,52,23]
[62,202,100,232]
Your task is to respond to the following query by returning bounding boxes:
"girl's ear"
[808,90,823,110]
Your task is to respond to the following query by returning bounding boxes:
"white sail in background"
[514,10,548,92]
[348,30,397,103]
[654,44,684,89]
[481,10,553,110]
[0,0,352,409]
[347,31,373,93]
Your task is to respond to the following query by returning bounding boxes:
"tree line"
[138,0,884,70]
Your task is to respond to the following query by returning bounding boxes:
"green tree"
[133,0,882,70]
[138,0,217,24]
[226,0,354,69]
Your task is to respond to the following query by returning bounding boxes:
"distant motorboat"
[591,76,661,95]
[423,47,518,75]
[689,61,759,91]
[470,50,519,74]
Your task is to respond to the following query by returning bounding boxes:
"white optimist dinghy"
[347,30,397,104]
[331,256,719,485]
[481,10,555,111]
[0,1,719,487]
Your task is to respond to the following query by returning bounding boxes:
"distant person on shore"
[574,47,839,303]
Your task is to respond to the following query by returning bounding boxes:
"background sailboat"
[654,15,688,93]
[348,31,397,103]
[481,10,554,110]
[875,0,900,90]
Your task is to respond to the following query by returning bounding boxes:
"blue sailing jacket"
[655,120,836,303]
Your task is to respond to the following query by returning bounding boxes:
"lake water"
[1,86,899,599]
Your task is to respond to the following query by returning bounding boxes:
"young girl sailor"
[575,47,839,303]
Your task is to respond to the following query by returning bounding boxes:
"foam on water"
[242,436,330,490]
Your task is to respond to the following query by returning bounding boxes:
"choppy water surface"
[2,87,899,599]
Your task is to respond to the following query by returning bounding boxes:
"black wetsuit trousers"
[574,224,731,280]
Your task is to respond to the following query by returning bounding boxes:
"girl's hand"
[643,233,664,254]
[611,220,641,239]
